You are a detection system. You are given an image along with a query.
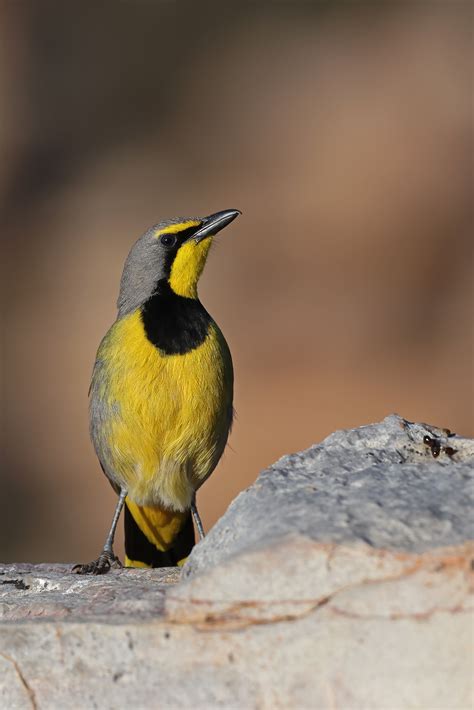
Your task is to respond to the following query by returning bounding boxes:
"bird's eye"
[160,234,177,247]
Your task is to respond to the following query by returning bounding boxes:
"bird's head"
[117,209,240,315]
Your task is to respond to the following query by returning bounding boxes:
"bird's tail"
[124,497,195,568]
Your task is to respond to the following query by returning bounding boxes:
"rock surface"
[184,414,474,577]
[1,415,473,709]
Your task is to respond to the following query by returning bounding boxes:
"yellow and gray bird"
[74,209,240,574]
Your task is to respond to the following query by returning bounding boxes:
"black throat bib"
[141,280,212,355]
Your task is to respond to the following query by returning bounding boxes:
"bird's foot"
[72,550,123,575]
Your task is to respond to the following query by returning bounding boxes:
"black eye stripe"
[158,224,202,248]
[176,224,202,242]
[157,223,203,278]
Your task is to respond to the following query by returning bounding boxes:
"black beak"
[190,209,241,243]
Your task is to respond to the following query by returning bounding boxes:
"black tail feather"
[124,503,195,567]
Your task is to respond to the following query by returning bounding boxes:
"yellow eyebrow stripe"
[155,220,201,237]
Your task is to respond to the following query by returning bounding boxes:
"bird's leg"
[191,492,205,540]
[73,488,128,575]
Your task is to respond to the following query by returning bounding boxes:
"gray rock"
[1,415,473,710]
[0,563,180,622]
[184,414,474,577]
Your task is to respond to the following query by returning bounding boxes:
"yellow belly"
[90,310,233,511]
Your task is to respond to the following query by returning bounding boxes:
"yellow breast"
[90,310,233,511]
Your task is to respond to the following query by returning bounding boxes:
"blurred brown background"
[1,1,472,563]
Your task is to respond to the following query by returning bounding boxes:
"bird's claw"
[72,550,122,575]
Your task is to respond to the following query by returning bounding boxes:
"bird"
[73,209,240,574]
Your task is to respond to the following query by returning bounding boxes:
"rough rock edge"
[183,414,474,577]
